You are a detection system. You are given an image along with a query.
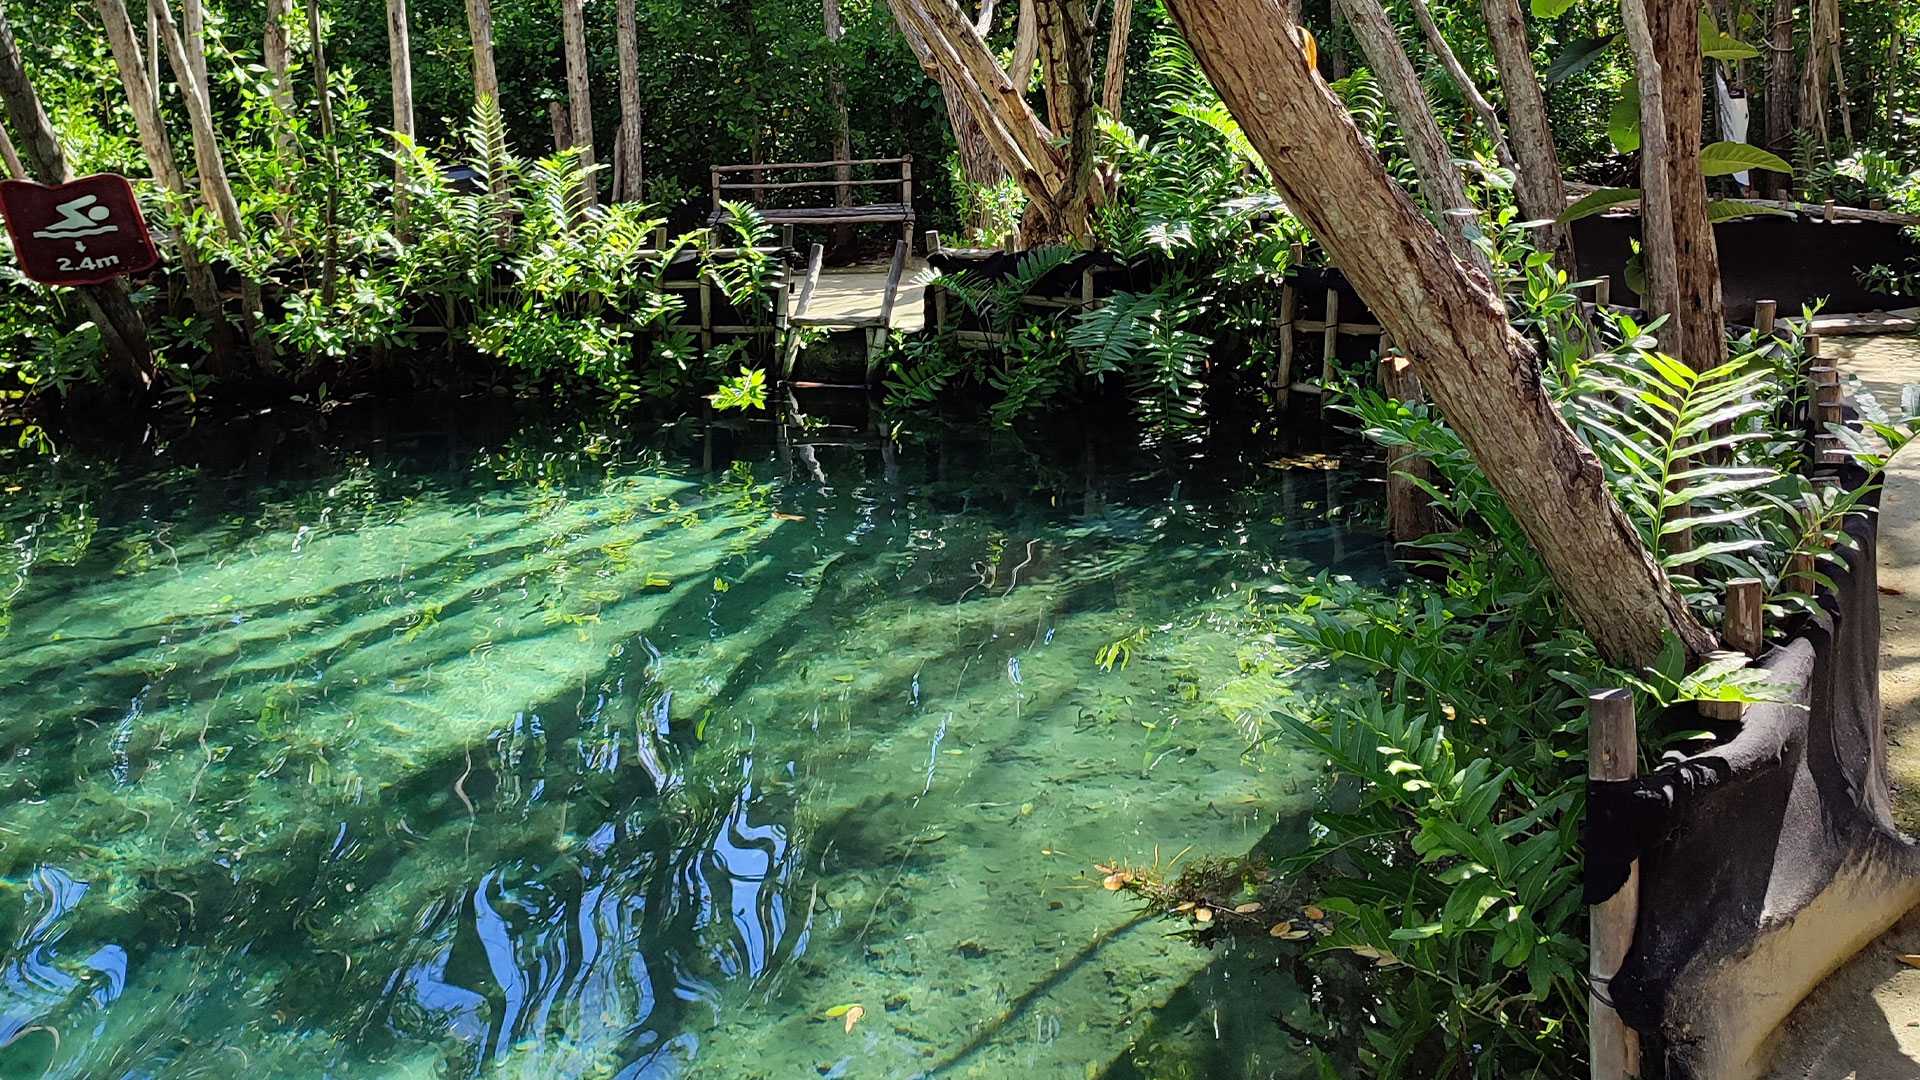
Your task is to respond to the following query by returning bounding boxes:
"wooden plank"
[1290,319,1386,336]
[717,177,907,191]
[877,239,909,327]
[712,156,910,173]
[711,206,914,225]
[1275,281,1297,406]
[794,314,887,328]
[794,242,824,318]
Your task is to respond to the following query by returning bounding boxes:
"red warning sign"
[0,174,160,286]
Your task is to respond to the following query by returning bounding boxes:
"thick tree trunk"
[615,0,644,200]
[1030,0,1095,241]
[894,0,1008,234]
[1334,0,1489,274]
[1406,0,1516,174]
[387,0,414,226]
[153,0,274,366]
[0,1,152,395]
[561,0,596,210]
[1645,0,1725,368]
[1762,0,1794,196]
[1478,0,1574,265]
[1101,0,1131,116]
[96,0,237,372]
[1164,0,1713,667]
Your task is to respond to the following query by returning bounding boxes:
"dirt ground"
[1764,333,1920,1080]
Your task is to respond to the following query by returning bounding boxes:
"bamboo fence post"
[561,0,596,209]
[1589,688,1642,1080]
[1753,298,1777,336]
[900,156,914,250]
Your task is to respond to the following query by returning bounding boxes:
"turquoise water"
[0,408,1383,1078]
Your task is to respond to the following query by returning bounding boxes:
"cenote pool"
[0,406,1386,1078]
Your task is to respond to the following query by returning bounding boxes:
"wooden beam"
[1589,688,1643,1079]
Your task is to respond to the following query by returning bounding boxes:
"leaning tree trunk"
[561,0,596,210]
[1334,0,1489,275]
[182,0,209,110]
[1643,0,1725,368]
[614,0,644,200]
[0,0,152,396]
[387,0,415,228]
[1164,0,1713,667]
[894,0,1008,235]
[96,0,238,373]
[1406,0,1516,174]
[1479,0,1574,266]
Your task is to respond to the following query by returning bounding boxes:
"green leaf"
[1559,187,1642,224]
[1706,199,1796,224]
[1531,0,1577,16]
[1609,79,1642,154]
[1699,11,1761,60]
[1548,34,1621,86]
[1699,141,1794,176]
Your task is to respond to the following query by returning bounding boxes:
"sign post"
[0,174,159,286]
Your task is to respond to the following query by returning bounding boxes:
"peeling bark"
[1478,0,1574,265]
[1643,0,1725,368]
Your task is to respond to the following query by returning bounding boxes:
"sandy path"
[1764,333,1920,1079]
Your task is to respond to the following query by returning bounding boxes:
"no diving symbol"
[0,174,158,286]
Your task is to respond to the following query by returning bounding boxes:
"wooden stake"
[1589,688,1643,1080]
[1724,577,1765,656]
[1275,279,1297,407]
[1753,299,1777,335]
[1321,287,1340,370]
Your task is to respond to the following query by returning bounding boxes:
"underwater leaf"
[843,1004,866,1033]
[823,1003,861,1019]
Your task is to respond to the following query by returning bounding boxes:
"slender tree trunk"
[0,1,152,395]
[466,0,499,105]
[0,114,21,178]
[1820,0,1852,145]
[153,0,273,366]
[1478,0,1574,265]
[1406,0,1516,174]
[615,0,644,200]
[1622,0,1679,323]
[96,0,237,373]
[561,0,596,210]
[1763,0,1794,196]
[182,0,209,109]
[387,0,414,228]
[306,0,339,303]
[1335,0,1489,275]
[1644,0,1725,367]
[1164,0,1712,667]
[146,0,160,110]
[1101,0,1131,116]
[825,0,854,250]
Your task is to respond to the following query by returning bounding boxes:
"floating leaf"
[1302,904,1326,921]
[1194,907,1214,923]
[1234,902,1263,914]
[1269,920,1294,937]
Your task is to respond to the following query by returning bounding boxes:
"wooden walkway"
[804,257,928,333]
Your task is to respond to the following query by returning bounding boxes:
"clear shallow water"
[0,409,1384,1079]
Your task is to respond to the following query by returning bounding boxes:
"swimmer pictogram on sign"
[0,174,159,286]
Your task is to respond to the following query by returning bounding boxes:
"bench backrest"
[709,156,913,212]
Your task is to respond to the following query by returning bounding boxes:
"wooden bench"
[709,156,916,250]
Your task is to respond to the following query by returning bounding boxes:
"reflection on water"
[0,403,1384,1078]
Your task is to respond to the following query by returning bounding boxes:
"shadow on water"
[0,395,1388,1079]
